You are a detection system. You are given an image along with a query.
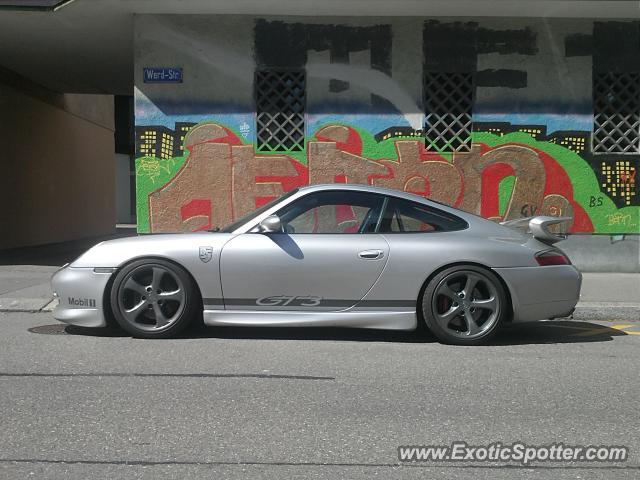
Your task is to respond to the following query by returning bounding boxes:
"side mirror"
[258,214,283,234]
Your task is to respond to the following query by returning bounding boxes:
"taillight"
[535,250,571,266]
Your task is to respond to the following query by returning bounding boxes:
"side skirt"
[203,309,417,330]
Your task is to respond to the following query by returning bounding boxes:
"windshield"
[220,188,299,233]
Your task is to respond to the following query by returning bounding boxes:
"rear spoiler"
[500,216,572,244]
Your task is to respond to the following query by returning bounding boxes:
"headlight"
[51,263,69,280]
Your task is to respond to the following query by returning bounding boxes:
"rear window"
[378,197,468,233]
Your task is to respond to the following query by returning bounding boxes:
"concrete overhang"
[0,0,638,95]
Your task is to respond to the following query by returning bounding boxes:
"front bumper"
[493,265,582,323]
[50,266,113,328]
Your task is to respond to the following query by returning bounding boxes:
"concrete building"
[0,0,638,271]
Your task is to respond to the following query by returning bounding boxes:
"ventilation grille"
[593,72,640,154]
[424,72,474,152]
[256,70,306,152]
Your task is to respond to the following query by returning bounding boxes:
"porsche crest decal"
[199,246,213,263]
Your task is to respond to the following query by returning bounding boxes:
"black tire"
[110,258,199,339]
[421,265,507,345]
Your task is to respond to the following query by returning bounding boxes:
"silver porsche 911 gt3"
[51,184,581,345]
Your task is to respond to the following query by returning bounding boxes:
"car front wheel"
[110,259,198,338]
[421,265,507,345]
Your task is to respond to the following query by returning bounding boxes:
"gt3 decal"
[199,246,214,263]
[256,295,323,307]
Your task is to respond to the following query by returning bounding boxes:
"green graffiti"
[474,131,639,234]
[499,176,516,218]
[135,155,188,233]
[135,122,639,235]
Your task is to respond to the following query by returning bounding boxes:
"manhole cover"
[29,324,126,337]
[28,324,68,335]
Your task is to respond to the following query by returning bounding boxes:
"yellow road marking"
[569,323,640,337]
[611,324,640,335]
[570,328,615,337]
[543,324,596,331]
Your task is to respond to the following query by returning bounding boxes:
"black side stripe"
[203,298,415,308]
[353,300,416,308]
[203,298,224,306]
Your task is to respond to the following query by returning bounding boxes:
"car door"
[219,190,390,311]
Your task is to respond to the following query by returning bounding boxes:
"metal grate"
[593,72,640,154]
[424,72,474,152]
[256,70,306,152]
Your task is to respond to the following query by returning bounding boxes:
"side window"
[380,197,467,233]
[275,191,385,234]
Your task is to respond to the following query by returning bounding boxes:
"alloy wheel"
[116,264,186,332]
[431,270,500,340]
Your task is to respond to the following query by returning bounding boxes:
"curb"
[0,298,57,314]
[572,304,640,322]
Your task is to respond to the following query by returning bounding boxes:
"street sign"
[143,67,183,83]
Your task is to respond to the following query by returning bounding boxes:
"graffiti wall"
[134,16,640,235]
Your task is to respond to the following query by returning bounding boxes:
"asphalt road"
[0,312,638,479]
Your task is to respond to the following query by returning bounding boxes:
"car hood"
[70,233,234,268]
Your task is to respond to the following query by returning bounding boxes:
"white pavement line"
[41,298,59,312]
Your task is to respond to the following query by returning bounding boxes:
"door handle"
[358,249,384,260]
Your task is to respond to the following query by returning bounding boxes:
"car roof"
[298,183,449,208]
[224,182,511,236]
[296,183,500,227]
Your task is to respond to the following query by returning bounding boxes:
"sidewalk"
[0,228,136,313]
[0,265,59,312]
[572,273,640,321]
[0,245,638,320]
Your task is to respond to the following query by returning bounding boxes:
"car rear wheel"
[421,265,506,345]
[110,259,198,338]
